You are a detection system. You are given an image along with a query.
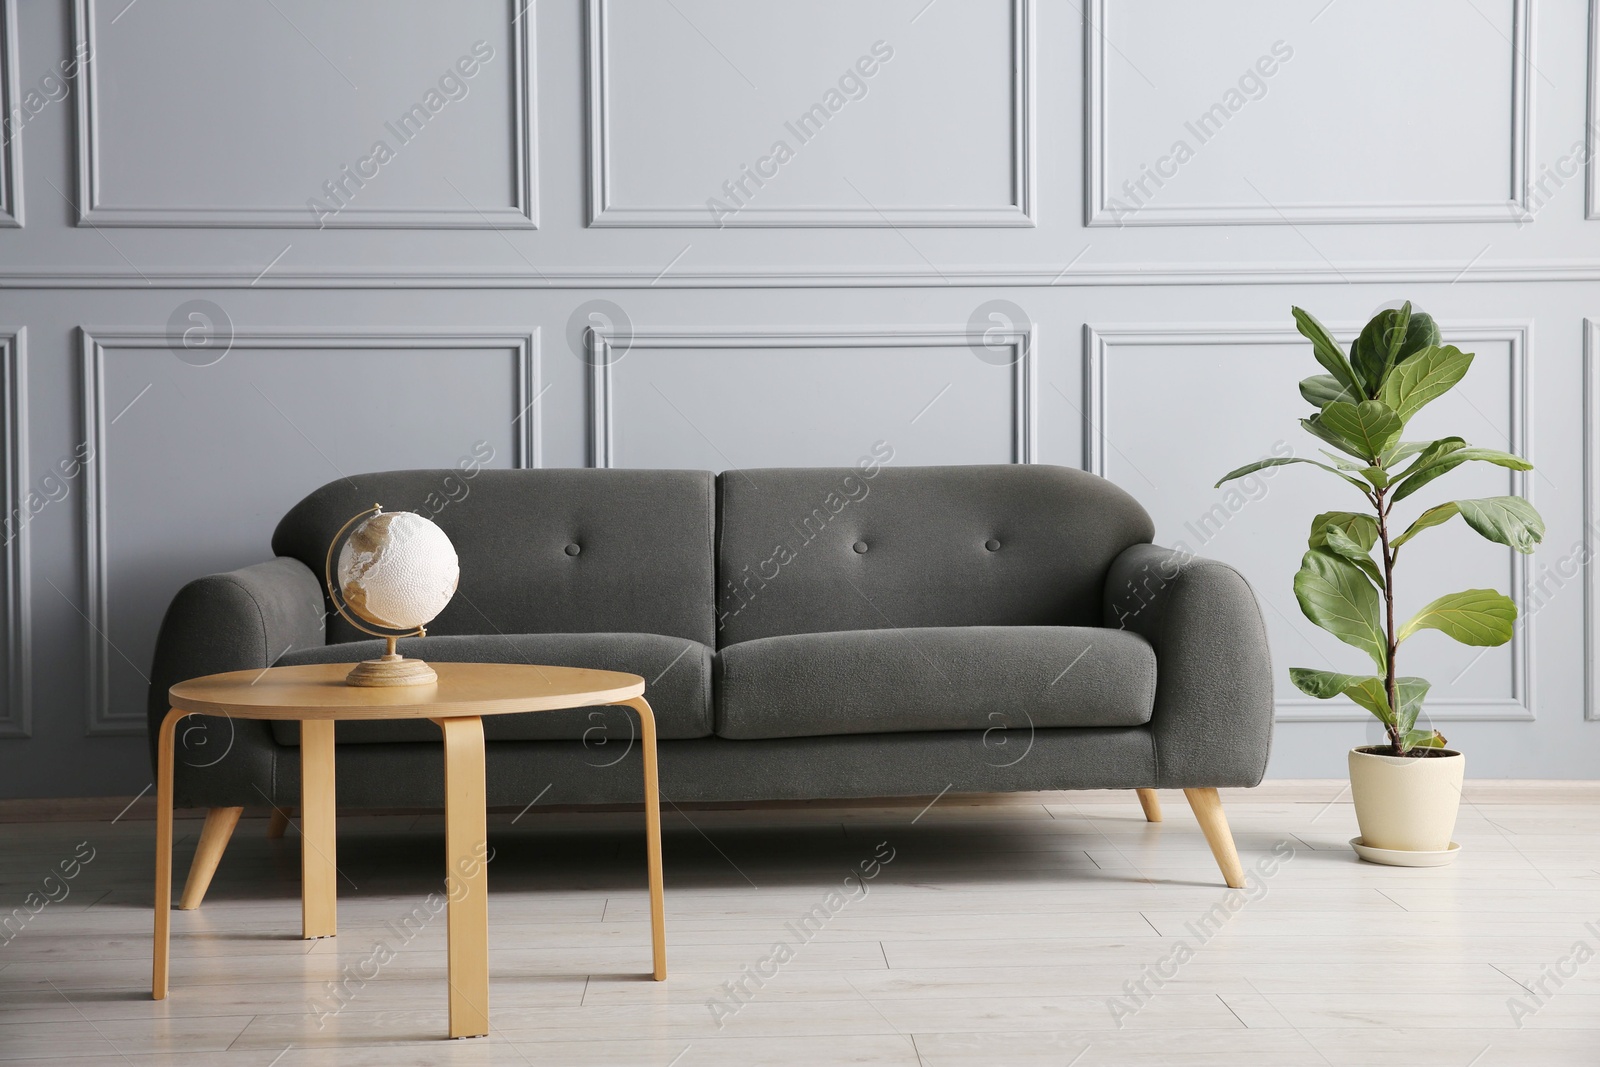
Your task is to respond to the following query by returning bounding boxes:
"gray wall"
[0,0,1596,796]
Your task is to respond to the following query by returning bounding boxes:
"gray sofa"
[149,463,1273,891]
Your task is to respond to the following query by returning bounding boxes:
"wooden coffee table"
[154,661,666,1039]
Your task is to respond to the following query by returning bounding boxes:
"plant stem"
[1375,488,1402,752]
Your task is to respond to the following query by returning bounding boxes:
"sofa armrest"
[146,556,327,807]
[1104,544,1274,788]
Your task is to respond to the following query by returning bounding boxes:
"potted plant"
[1218,303,1543,865]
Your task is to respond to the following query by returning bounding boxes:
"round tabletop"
[168,662,645,720]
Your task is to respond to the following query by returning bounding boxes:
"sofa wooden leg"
[267,808,292,839]
[1183,788,1245,889]
[177,806,243,910]
[1136,789,1162,823]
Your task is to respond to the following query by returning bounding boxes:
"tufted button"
[564,543,582,556]
[985,538,1001,552]
[852,541,869,554]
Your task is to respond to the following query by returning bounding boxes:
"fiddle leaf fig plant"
[1217,303,1543,755]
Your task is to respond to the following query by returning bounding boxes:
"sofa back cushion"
[273,468,715,646]
[715,464,1154,646]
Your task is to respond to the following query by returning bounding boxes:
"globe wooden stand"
[324,505,454,689]
[345,636,437,687]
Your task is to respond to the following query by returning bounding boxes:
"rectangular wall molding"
[1084,321,1534,723]
[0,0,21,227]
[1584,318,1600,719]
[1085,0,1532,226]
[584,0,1035,228]
[1588,0,1599,221]
[588,327,1036,469]
[17,260,1600,290]
[0,329,28,737]
[72,0,537,228]
[77,328,537,735]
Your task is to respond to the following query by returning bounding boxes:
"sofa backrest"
[273,468,716,646]
[714,464,1154,646]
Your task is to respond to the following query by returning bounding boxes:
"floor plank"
[1,788,1597,1064]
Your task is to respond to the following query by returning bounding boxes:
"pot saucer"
[1350,837,1461,867]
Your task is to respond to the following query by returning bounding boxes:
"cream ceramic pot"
[1347,746,1464,853]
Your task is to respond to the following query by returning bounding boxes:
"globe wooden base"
[344,655,438,687]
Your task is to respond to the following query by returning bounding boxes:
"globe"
[335,511,460,631]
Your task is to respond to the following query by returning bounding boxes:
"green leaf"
[1392,677,1432,736]
[1377,302,1414,385]
[1398,436,1466,474]
[1381,440,1431,466]
[1390,436,1466,493]
[1288,668,1414,727]
[1401,728,1448,750]
[1434,446,1532,468]
[1309,511,1379,552]
[1456,496,1545,554]
[1397,589,1517,646]
[1293,549,1388,671]
[1359,467,1390,490]
[1316,401,1404,460]
[1398,311,1441,361]
[1300,374,1359,408]
[1339,676,1396,722]
[1351,305,1411,396]
[1289,666,1369,699]
[1391,502,1460,550]
[1301,415,1371,460]
[1293,307,1362,395]
[1215,456,1372,494]
[1288,668,1390,722]
[1351,303,1440,396]
[1318,451,1367,471]
[1391,445,1533,503]
[1377,344,1474,424]
[1395,492,1545,554]
[1320,524,1385,588]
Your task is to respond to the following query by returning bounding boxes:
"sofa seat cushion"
[270,632,711,744]
[714,626,1156,740]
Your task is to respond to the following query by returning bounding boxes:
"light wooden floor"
[2,782,1599,1065]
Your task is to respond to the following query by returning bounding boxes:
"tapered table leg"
[152,709,186,1000]
[437,716,489,1039]
[299,719,338,939]
[615,696,666,981]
